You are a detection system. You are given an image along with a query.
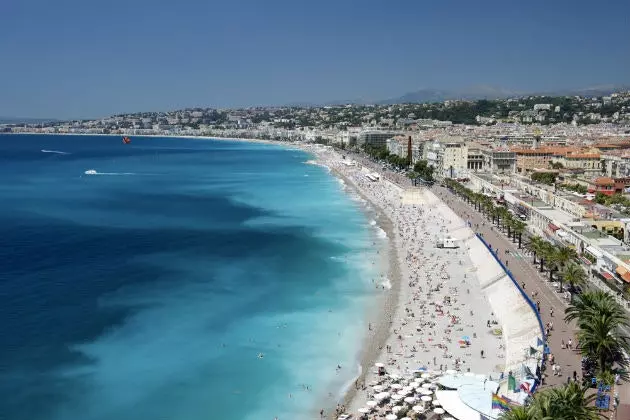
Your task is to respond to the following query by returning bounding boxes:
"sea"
[0,134,385,420]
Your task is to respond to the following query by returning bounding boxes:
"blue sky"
[1,0,629,119]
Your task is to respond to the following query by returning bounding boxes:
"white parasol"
[385,415,397,420]
[404,396,416,404]
[433,407,446,415]
[421,395,433,402]
[366,401,377,408]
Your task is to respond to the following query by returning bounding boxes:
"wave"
[84,169,136,176]
[381,277,392,290]
[41,149,70,155]
[375,227,387,239]
[369,220,377,226]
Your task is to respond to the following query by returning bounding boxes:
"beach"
[304,145,509,419]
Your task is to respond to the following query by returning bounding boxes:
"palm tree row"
[565,290,630,380]
[444,179,526,248]
[499,381,604,419]
[527,235,584,295]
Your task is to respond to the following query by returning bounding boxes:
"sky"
[1,0,629,119]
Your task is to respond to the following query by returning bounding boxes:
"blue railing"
[475,233,545,393]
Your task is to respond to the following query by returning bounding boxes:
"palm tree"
[555,246,578,270]
[528,236,545,266]
[499,382,605,420]
[565,290,630,375]
[562,262,587,297]
[529,381,603,420]
[498,405,534,420]
[513,221,526,249]
[545,246,560,281]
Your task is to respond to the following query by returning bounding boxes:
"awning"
[585,245,603,259]
[557,230,568,238]
[435,390,493,420]
[580,256,592,265]
[618,267,630,284]
[600,270,614,280]
[548,223,560,231]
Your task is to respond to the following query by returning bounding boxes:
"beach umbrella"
[373,385,384,392]
[421,373,431,379]
[420,388,433,395]
[366,401,377,408]
[432,400,442,406]
[444,417,456,420]
[375,362,385,368]
[433,407,446,415]
[404,396,416,404]
[391,393,403,401]
[392,405,403,413]
[412,405,425,413]
[385,415,397,420]
[358,407,370,414]
[464,372,475,377]
[390,383,403,390]
[446,369,457,375]
[421,395,433,402]
[421,383,432,388]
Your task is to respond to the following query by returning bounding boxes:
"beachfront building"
[602,152,630,178]
[356,130,401,148]
[424,136,468,178]
[512,147,554,174]
[481,147,516,174]
[466,144,484,172]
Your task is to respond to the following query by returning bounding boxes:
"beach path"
[434,185,581,388]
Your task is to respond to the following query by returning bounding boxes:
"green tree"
[562,262,587,298]
[565,291,630,376]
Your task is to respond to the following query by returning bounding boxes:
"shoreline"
[325,165,403,419]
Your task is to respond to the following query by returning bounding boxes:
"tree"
[565,291,630,376]
[529,236,545,265]
[498,382,603,420]
[512,221,526,249]
[562,262,586,298]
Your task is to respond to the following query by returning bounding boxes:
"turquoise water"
[0,135,381,420]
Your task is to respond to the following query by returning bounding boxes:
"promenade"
[433,184,580,388]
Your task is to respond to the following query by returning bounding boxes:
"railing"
[475,233,546,394]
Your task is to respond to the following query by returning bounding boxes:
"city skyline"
[1,0,629,119]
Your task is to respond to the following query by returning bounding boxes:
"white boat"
[84,169,97,175]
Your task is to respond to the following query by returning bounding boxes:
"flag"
[508,373,517,391]
[520,382,532,394]
[492,393,510,411]
[529,346,538,356]
[537,337,544,347]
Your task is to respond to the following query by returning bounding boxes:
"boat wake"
[41,149,70,155]
[84,169,136,176]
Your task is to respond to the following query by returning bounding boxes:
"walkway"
[433,184,581,388]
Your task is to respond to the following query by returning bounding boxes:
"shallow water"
[0,135,380,420]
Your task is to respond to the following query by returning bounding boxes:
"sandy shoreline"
[305,145,509,420]
[325,166,403,418]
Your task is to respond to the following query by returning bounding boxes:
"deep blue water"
[0,135,380,420]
